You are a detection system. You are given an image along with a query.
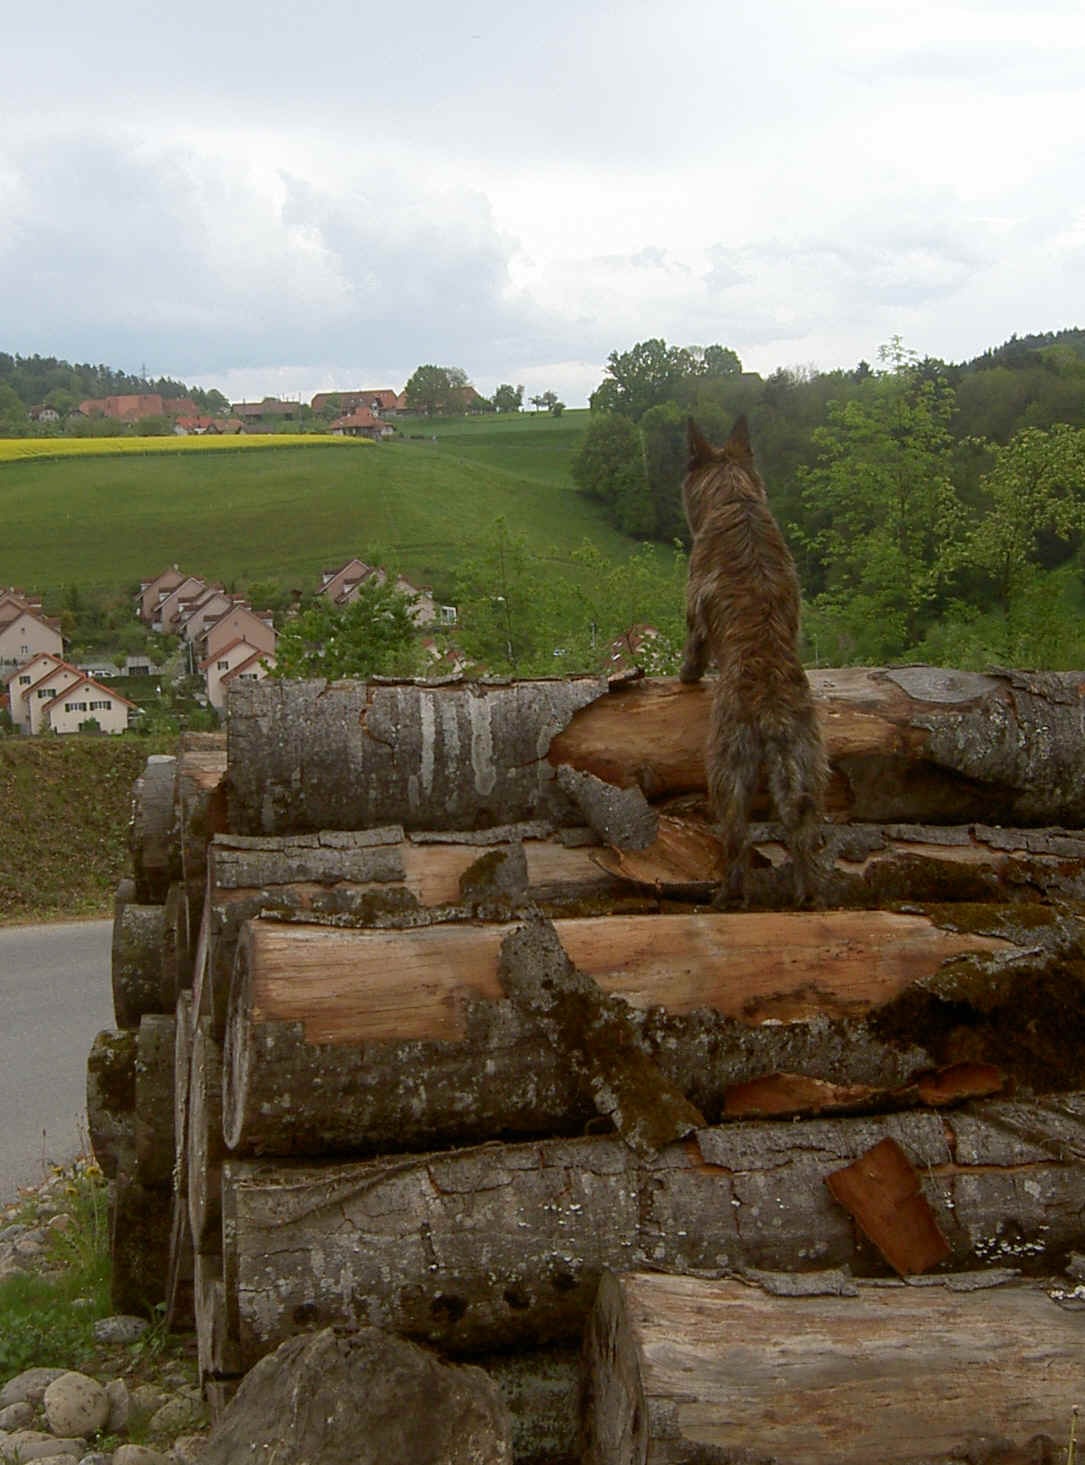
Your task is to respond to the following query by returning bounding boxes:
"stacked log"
[90,675,1085,1463]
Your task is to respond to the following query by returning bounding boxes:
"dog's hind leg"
[708,714,762,906]
[766,721,827,906]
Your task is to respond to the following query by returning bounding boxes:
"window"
[65,701,88,713]
[89,700,110,711]
[18,675,31,685]
[38,688,54,698]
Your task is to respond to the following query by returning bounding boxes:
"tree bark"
[221,1097,1085,1363]
[194,1251,242,1385]
[221,905,1085,1157]
[86,1028,137,1180]
[581,1270,1085,1465]
[225,676,607,836]
[129,753,179,903]
[112,903,168,1029]
[188,1018,226,1255]
[177,733,228,952]
[134,1013,176,1189]
[173,991,192,1199]
[224,671,1085,835]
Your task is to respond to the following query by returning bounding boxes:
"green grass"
[0,734,175,923]
[0,410,637,604]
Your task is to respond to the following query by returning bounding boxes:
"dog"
[679,415,827,904]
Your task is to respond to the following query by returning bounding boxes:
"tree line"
[571,330,1085,669]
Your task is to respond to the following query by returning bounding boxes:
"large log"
[134,1013,176,1188]
[581,1271,1085,1465]
[222,1097,1085,1362]
[176,733,228,950]
[129,753,179,902]
[86,1029,137,1180]
[226,676,607,835]
[188,1018,226,1255]
[111,903,168,1029]
[221,905,1085,1156]
[225,670,1085,834]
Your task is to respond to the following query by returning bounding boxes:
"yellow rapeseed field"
[0,434,373,464]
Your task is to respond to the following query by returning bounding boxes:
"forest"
[571,329,1085,669]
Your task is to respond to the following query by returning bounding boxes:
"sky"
[2,0,1084,409]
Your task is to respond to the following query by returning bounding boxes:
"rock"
[0,1400,34,1429]
[0,1368,68,1408]
[93,1314,150,1345]
[113,1446,173,1465]
[43,1372,110,1437]
[129,1383,169,1418]
[47,1213,74,1233]
[200,1326,511,1465]
[105,1378,131,1434]
[169,1436,208,1465]
[2,1431,86,1460]
[148,1395,207,1435]
[78,1454,113,1465]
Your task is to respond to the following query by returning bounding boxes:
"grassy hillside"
[0,410,633,602]
[0,735,173,923]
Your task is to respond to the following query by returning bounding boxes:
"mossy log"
[129,753,179,903]
[111,902,168,1029]
[221,1097,1085,1362]
[224,669,1085,836]
[581,1271,1085,1465]
[220,905,1085,1157]
[110,1175,172,1314]
[86,1028,137,1180]
[134,1013,175,1188]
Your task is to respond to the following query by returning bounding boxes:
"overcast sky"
[3,0,1083,407]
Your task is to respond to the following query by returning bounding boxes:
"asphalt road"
[0,918,114,1201]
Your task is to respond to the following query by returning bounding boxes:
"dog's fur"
[680,416,827,904]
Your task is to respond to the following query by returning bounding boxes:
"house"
[78,394,166,422]
[177,587,237,643]
[8,656,84,734]
[154,576,209,633]
[41,674,136,735]
[28,405,61,423]
[172,415,221,436]
[137,567,188,623]
[0,603,64,670]
[201,604,276,663]
[311,389,406,418]
[230,398,297,425]
[329,407,394,441]
[0,587,46,620]
[317,558,446,626]
[200,638,276,709]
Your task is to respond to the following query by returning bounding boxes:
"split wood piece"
[722,1062,1006,1121]
[188,1019,226,1255]
[549,666,1085,826]
[599,817,1085,907]
[110,1175,171,1314]
[112,903,168,1029]
[825,1136,951,1274]
[194,1251,242,1385]
[221,1098,1085,1362]
[226,676,609,836]
[164,1191,195,1333]
[582,1271,1085,1465]
[134,1013,176,1189]
[198,828,653,1036]
[173,992,193,1199]
[221,905,1078,1157]
[176,733,228,952]
[129,753,179,903]
[497,917,704,1155]
[86,1029,136,1180]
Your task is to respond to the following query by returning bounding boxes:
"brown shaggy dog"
[680,416,827,904]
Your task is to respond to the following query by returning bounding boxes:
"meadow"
[0,410,641,603]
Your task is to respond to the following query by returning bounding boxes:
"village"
[0,556,458,736]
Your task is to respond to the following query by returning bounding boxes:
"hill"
[0,410,638,603]
[0,734,174,923]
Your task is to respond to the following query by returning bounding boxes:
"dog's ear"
[687,418,715,467]
[724,415,753,461]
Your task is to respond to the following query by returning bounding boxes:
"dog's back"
[680,416,826,903]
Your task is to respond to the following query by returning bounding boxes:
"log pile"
[90,673,1085,1463]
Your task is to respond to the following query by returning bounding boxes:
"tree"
[960,423,1085,616]
[452,519,554,674]
[404,365,471,417]
[589,339,742,421]
[493,384,523,413]
[272,578,422,679]
[571,413,656,536]
[796,338,964,658]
